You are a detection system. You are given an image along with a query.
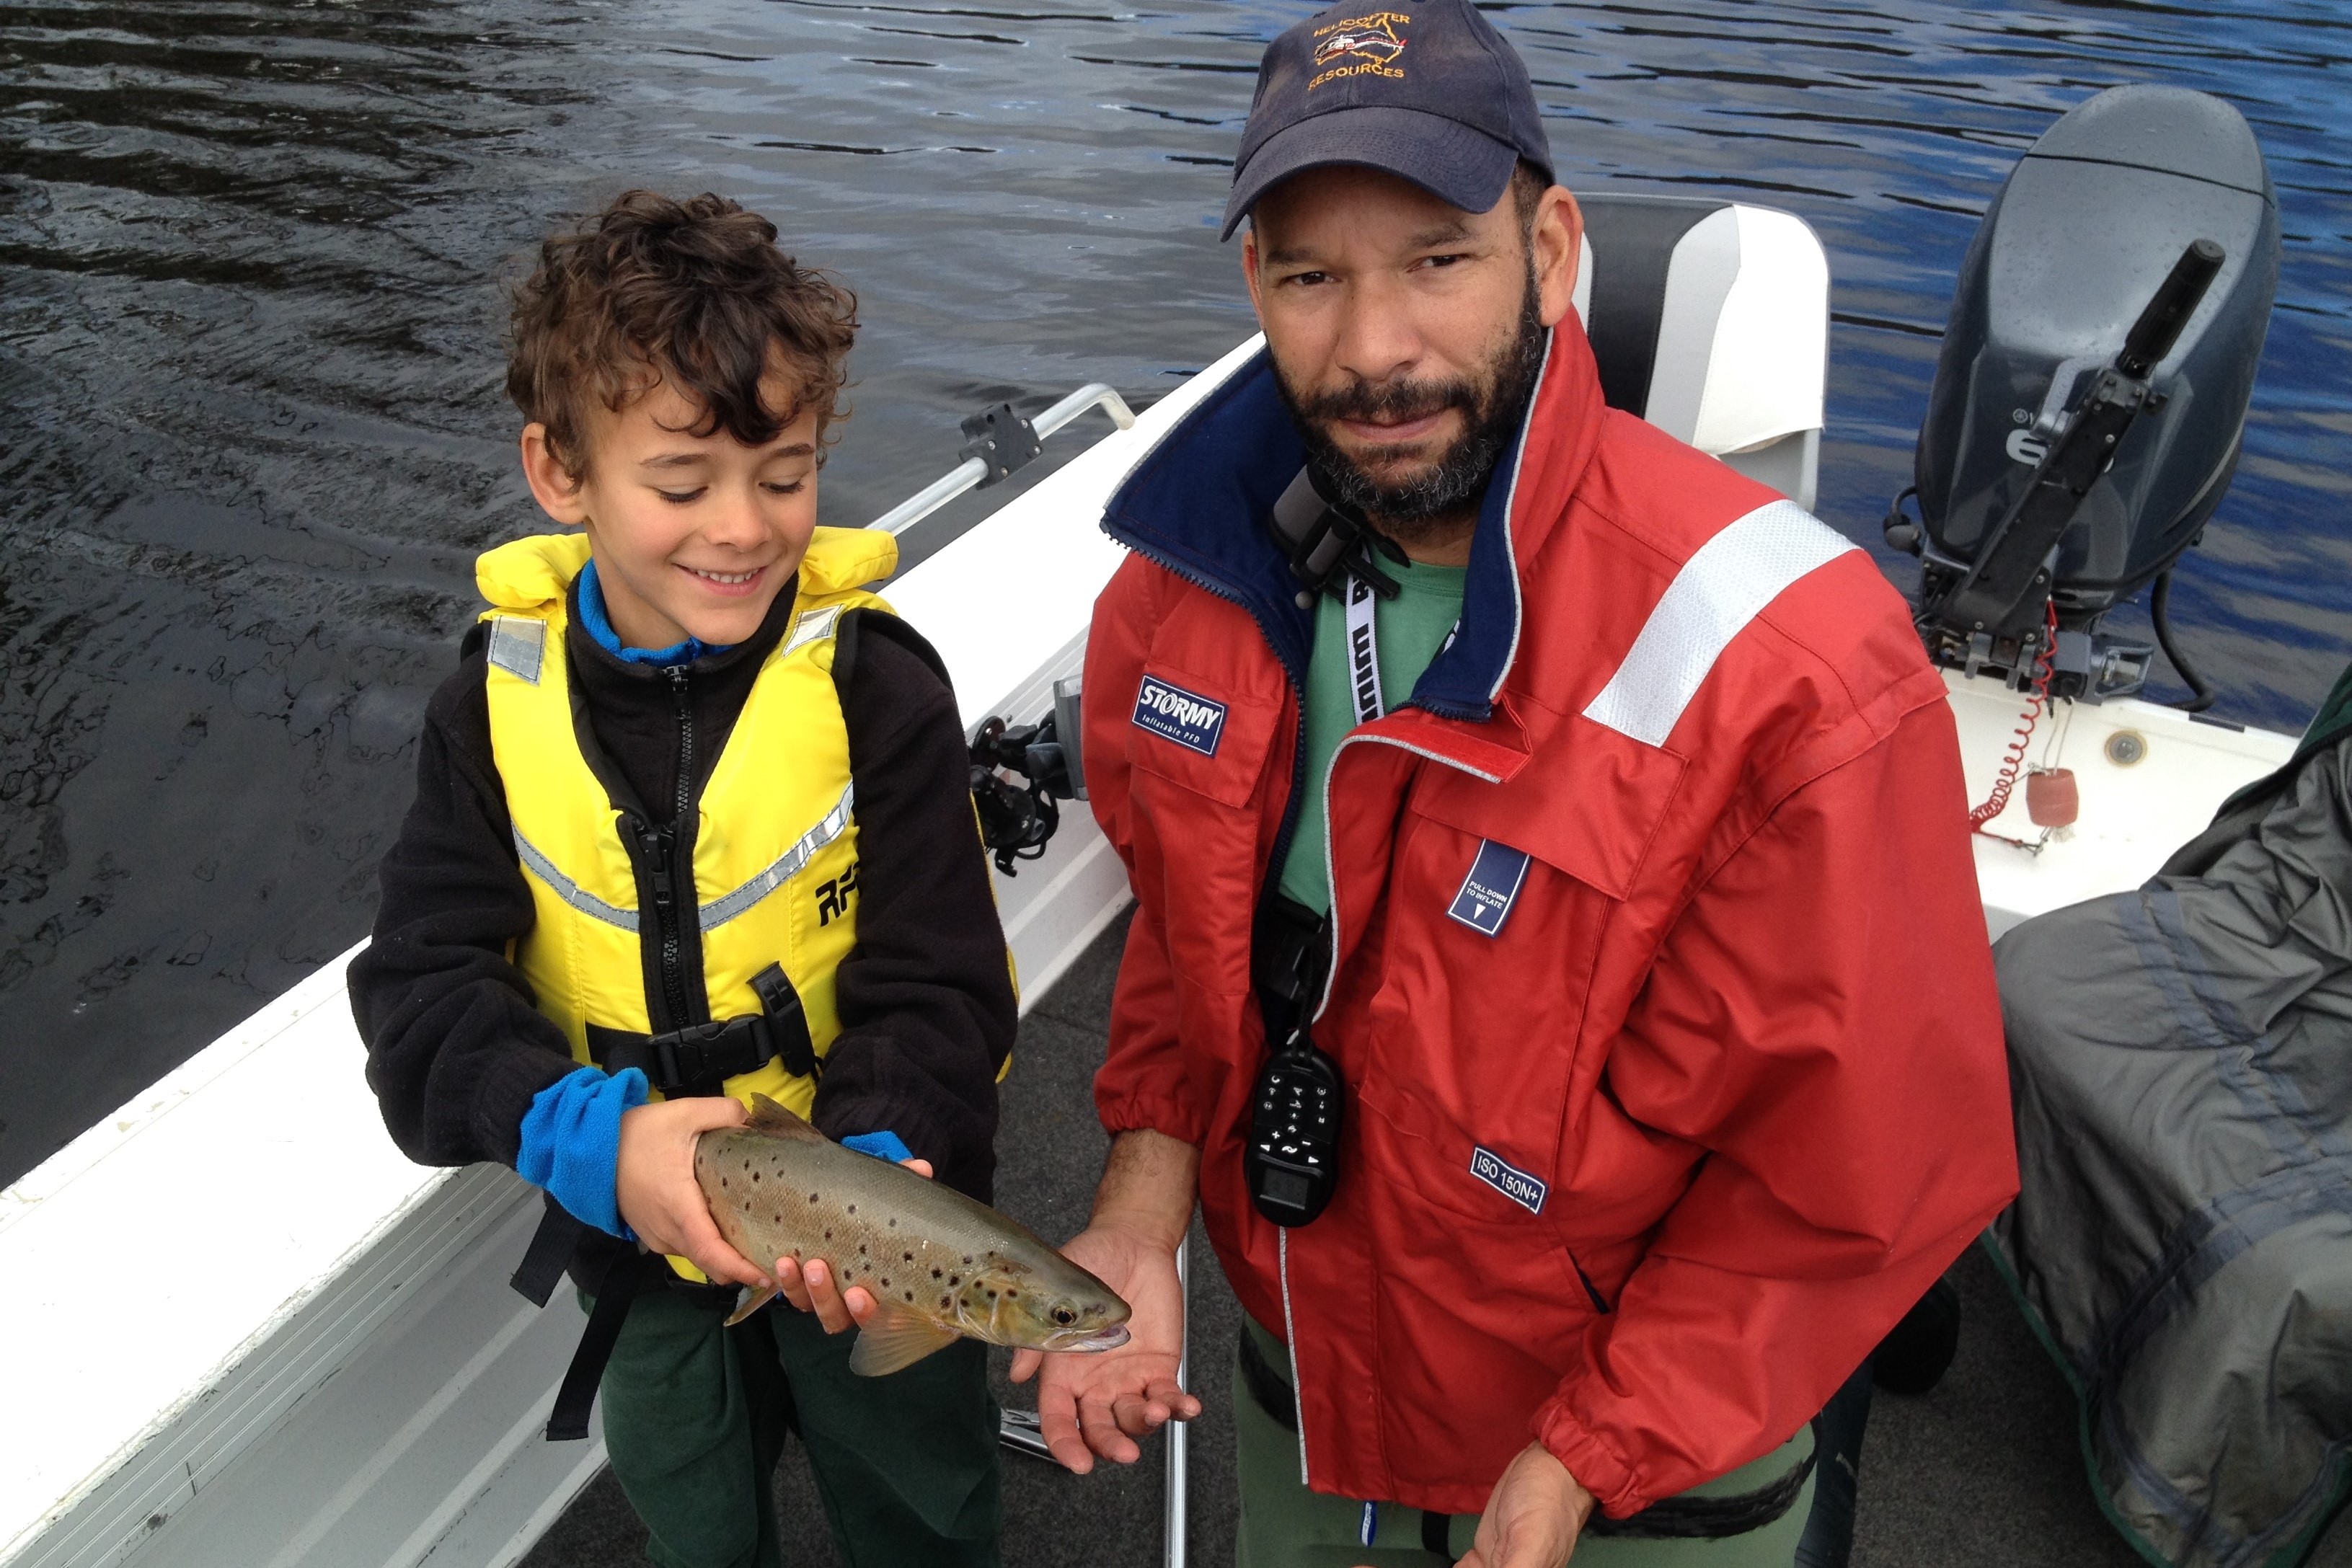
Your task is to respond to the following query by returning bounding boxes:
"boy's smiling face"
[521,366,821,652]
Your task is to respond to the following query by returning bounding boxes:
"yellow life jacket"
[478,528,898,1280]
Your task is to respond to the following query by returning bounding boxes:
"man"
[1010,4,2017,1564]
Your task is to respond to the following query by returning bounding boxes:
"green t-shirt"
[1275,559,1469,914]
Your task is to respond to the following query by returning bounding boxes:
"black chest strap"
[508,1197,650,1442]
[544,1246,650,1440]
[583,962,818,1098]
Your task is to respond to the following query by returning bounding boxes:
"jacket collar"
[1100,315,1609,724]
[474,525,898,687]
[563,565,799,688]
[476,525,896,613]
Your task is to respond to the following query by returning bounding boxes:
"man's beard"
[1273,271,1548,548]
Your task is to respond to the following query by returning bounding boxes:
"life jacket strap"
[1237,1317,1299,1432]
[507,1199,649,1443]
[510,1192,587,1308]
[583,965,818,1099]
[516,962,829,1441]
[747,962,821,1079]
[544,1245,652,1442]
[585,1017,770,1099]
[1582,1448,1818,1540]
[1252,893,1331,1052]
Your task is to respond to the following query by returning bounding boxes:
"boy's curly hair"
[508,190,859,479]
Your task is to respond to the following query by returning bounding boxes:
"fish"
[694,1093,1133,1376]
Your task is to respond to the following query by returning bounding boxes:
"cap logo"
[1309,11,1409,90]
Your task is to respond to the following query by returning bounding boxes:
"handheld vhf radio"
[1245,896,1343,1226]
[1240,471,1392,1229]
[1245,1037,1345,1226]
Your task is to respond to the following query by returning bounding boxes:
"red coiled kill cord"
[1968,600,2060,833]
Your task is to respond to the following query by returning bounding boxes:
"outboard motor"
[1889,85,2279,705]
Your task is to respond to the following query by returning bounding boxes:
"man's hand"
[1009,1221,1201,1471]
[773,1156,934,1334]
[614,1097,765,1288]
[1007,1128,1203,1473]
[1455,1443,1596,1568]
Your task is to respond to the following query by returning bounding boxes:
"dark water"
[2,0,2347,1185]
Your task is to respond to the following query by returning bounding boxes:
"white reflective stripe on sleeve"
[1580,500,1857,748]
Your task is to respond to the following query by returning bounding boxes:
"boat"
[0,84,2300,1568]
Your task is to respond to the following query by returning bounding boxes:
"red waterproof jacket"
[1082,316,2017,1519]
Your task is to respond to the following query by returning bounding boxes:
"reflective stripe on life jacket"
[478,527,898,1281]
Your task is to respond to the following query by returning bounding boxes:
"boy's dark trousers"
[590,1273,1003,1568]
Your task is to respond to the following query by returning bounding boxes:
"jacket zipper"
[1278,1229,1310,1483]
[1113,544,1503,1495]
[1108,351,1546,1498]
[1312,731,1499,1022]
[640,666,696,1033]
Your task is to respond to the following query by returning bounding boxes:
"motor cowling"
[1906,85,2278,696]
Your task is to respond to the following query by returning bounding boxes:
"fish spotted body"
[694,1094,1131,1376]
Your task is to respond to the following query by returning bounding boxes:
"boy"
[350,189,1017,1568]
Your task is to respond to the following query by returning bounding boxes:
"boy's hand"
[774,1156,934,1333]
[614,1097,766,1288]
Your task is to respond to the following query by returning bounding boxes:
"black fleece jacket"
[350,572,1014,1204]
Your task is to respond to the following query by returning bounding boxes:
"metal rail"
[997,1407,1050,1463]
[866,383,1138,537]
[903,372,1164,1551]
[1167,1236,1188,1568]
[994,1234,1188,1568]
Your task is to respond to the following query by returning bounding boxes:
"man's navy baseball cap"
[1221,0,1554,242]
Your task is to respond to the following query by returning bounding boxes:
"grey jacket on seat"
[1992,667,2352,1568]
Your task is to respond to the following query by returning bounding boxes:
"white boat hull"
[1945,670,2295,939]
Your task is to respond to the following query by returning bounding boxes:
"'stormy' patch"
[1131,674,1226,758]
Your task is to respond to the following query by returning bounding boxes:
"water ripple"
[0,0,2346,1183]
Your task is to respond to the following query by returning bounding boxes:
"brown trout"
[694,1094,1132,1376]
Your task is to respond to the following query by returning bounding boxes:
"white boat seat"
[1571,194,1830,511]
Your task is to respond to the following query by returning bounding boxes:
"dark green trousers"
[593,1279,1002,1568]
[1233,1317,1815,1567]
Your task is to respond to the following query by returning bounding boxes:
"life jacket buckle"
[583,970,821,1097]
[585,1014,772,1099]
[650,1018,742,1096]
[1268,466,1405,609]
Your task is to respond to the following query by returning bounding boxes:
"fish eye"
[1052,1307,1076,1326]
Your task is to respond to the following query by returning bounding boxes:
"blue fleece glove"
[842,1130,914,1164]
[516,1066,650,1239]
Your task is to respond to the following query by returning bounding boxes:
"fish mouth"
[1064,1324,1131,1354]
